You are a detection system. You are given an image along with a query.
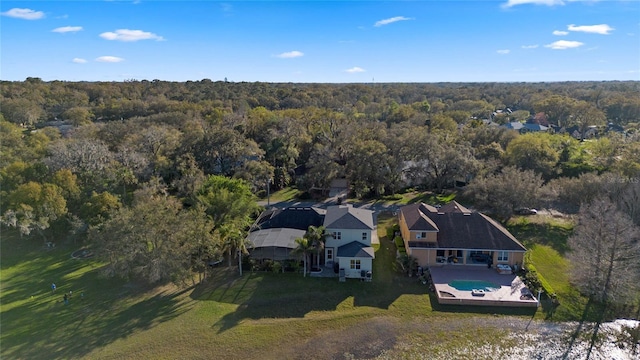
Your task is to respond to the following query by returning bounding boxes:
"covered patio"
[428,265,538,307]
[247,228,306,261]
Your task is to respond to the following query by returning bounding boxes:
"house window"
[362,232,367,241]
[497,251,509,262]
[350,259,361,270]
[436,250,445,257]
[421,232,427,239]
[332,232,341,240]
[327,248,333,261]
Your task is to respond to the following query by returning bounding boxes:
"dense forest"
[2,79,640,295]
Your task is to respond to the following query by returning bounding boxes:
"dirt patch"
[285,317,400,360]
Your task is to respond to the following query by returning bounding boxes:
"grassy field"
[507,214,597,321]
[259,186,300,203]
[1,214,547,360]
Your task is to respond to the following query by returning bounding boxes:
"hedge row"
[525,262,558,302]
[386,223,400,240]
[394,236,405,249]
[393,236,406,255]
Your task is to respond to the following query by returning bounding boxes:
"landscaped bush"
[394,236,405,249]
[525,262,558,302]
[394,236,407,255]
[271,261,282,273]
[387,224,400,240]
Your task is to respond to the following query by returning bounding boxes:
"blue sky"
[1,0,639,82]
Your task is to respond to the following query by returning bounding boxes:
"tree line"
[1,80,639,307]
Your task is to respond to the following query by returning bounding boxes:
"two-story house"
[323,204,375,279]
[398,201,526,270]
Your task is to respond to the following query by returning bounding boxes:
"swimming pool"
[449,280,500,292]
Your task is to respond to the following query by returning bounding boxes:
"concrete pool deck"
[429,265,539,307]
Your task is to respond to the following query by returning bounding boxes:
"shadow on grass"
[1,231,193,360]
[193,269,428,333]
[2,285,192,360]
[193,231,428,333]
[507,221,573,255]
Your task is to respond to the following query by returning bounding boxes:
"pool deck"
[429,265,538,307]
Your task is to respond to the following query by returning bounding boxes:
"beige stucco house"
[398,201,526,269]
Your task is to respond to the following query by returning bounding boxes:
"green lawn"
[260,186,299,203]
[507,215,596,321]
[362,191,457,207]
[0,215,556,359]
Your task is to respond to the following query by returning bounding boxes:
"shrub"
[271,261,282,273]
[394,236,405,249]
[386,224,400,239]
[525,262,558,302]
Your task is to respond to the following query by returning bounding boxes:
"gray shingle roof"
[337,241,375,258]
[323,204,374,230]
[399,203,439,231]
[399,203,526,252]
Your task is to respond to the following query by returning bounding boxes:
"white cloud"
[502,0,564,9]
[52,26,83,33]
[553,30,569,36]
[545,40,584,50]
[568,24,614,35]
[345,67,366,73]
[521,44,539,49]
[497,49,511,54]
[100,29,164,42]
[374,16,413,27]
[96,56,124,63]
[1,8,45,20]
[72,58,87,64]
[275,51,304,59]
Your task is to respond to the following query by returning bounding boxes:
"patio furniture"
[471,289,485,296]
[496,264,512,274]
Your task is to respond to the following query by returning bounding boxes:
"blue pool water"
[449,280,500,292]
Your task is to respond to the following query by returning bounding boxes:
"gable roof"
[252,206,326,232]
[323,204,374,230]
[399,203,439,231]
[337,241,375,258]
[399,202,526,252]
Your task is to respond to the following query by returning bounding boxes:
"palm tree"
[291,237,314,277]
[220,225,248,276]
[305,225,329,270]
[397,253,418,277]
